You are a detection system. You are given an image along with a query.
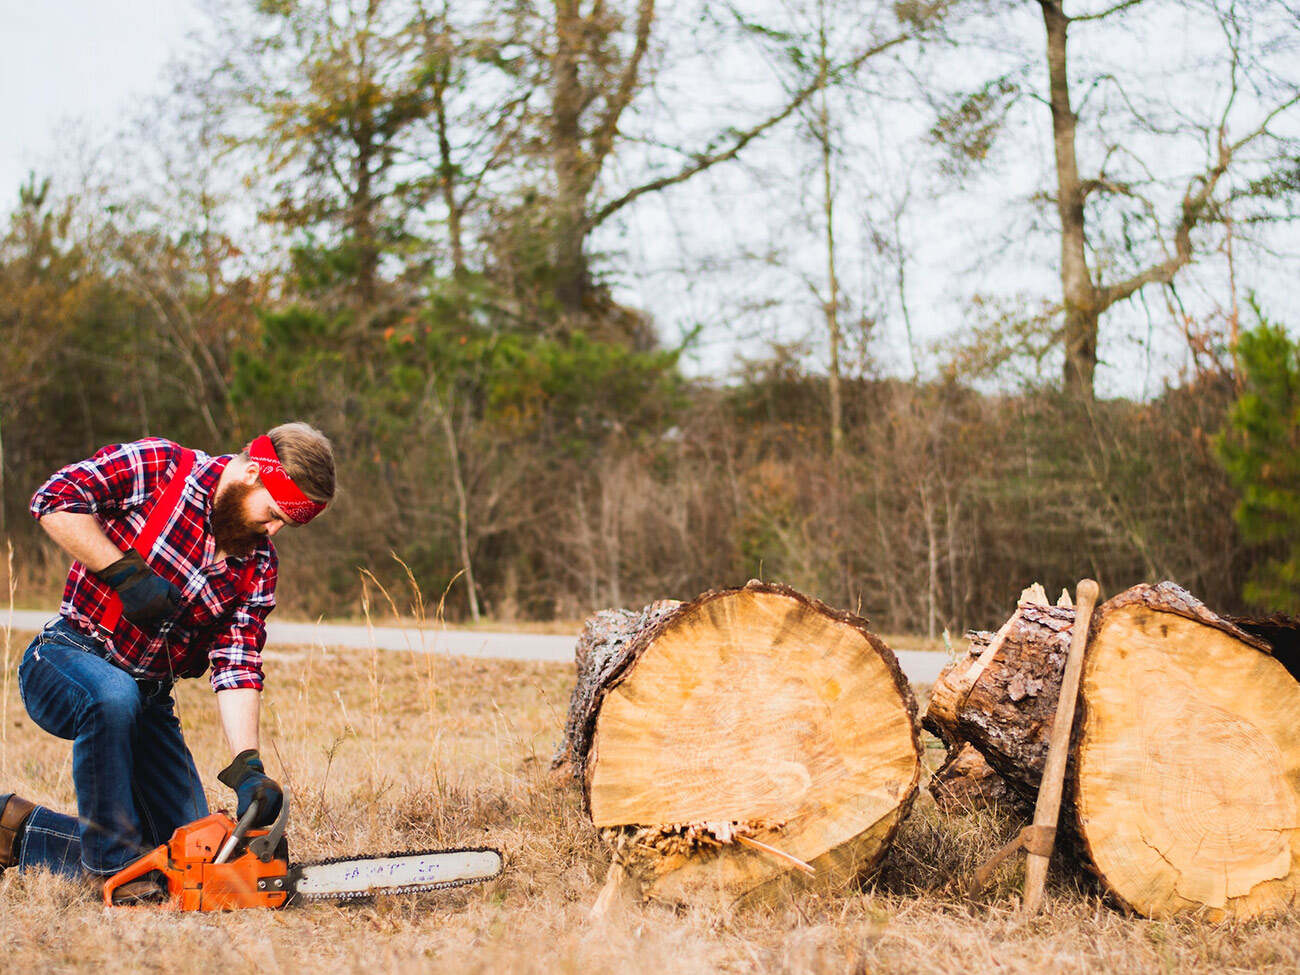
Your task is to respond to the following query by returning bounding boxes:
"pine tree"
[1215,308,1300,611]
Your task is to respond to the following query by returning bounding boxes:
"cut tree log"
[925,579,1300,919]
[1075,583,1300,919]
[557,581,921,908]
[923,584,1073,805]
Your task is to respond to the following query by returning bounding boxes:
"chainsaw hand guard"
[102,844,171,905]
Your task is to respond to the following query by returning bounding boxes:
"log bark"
[956,601,1075,798]
[559,581,921,908]
[928,742,1026,814]
[924,579,1300,919]
[923,584,1073,806]
[554,599,683,776]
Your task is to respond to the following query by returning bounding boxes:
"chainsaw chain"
[288,845,503,904]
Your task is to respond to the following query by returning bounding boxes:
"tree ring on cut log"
[582,583,920,907]
[1076,590,1300,919]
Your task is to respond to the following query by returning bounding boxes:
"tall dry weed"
[2,541,15,774]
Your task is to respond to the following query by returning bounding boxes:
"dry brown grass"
[2,626,1299,974]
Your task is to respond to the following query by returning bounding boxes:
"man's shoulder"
[107,438,222,475]
[91,437,184,468]
[81,439,209,501]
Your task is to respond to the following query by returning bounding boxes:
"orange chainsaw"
[102,793,503,910]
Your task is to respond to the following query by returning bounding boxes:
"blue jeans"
[16,618,208,877]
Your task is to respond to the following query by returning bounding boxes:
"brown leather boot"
[0,793,36,870]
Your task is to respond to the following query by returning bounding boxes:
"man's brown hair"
[250,422,336,504]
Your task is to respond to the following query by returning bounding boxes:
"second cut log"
[924,580,1300,919]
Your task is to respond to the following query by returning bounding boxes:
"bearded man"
[0,422,334,901]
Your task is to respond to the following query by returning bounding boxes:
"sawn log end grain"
[1075,587,1300,920]
[925,578,1300,920]
[563,581,922,908]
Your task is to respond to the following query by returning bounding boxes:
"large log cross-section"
[557,581,922,908]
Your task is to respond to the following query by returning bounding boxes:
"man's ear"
[239,459,262,487]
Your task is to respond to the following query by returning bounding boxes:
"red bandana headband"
[248,435,327,524]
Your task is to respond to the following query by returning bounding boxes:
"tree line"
[1,0,1298,629]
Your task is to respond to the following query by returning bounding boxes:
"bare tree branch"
[588,32,909,230]
[1080,176,1136,198]
[586,0,655,183]
[1068,0,1147,24]
[1098,91,1300,309]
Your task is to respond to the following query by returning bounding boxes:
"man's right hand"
[94,550,182,627]
[218,749,283,827]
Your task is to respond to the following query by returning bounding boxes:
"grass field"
[2,624,1299,974]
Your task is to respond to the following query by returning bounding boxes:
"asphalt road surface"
[4,609,948,684]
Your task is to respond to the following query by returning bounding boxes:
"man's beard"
[211,481,265,558]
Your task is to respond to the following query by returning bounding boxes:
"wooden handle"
[736,834,816,875]
[1022,578,1099,915]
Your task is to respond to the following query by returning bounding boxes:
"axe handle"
[1022,578,1099,915]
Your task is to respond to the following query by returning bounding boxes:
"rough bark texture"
[559,581,921,908]
[958,602,1075,797]
[928,742,1026,814]
[924,637,1016,812]
[925,579,1300,919]
[1101,581,1271,651]
[554,599,682,776]
[922,585,1074,806]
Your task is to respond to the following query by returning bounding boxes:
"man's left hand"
[217,749,283,827]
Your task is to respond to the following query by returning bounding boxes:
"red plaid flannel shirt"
[30,438,277,691]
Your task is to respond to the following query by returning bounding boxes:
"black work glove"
[218,749,283,828]
[94,550,182,628]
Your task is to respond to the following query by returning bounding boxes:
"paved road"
[3,609,948,684]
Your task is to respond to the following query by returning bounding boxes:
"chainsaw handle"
[213,800,260,865]
[249,790,290,862]
[102,844,170,906]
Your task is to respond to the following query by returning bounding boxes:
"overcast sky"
[1,0,201,210]
[3,0,1296,398]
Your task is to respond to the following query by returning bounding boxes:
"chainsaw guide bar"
[285,847,505,902]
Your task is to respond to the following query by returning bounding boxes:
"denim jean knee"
[20,624,139,743]
[15,617,206,875]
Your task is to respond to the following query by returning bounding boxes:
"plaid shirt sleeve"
[30,439,176,519]
[209,548,278,692]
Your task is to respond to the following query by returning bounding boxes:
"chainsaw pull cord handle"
[213,800,259,865]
